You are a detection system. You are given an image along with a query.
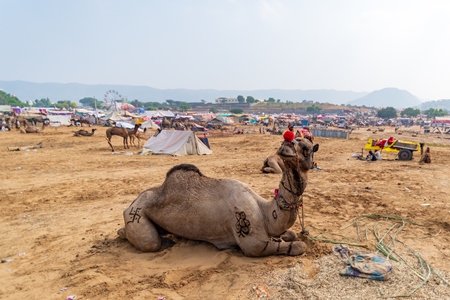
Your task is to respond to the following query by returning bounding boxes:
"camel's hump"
[166,164,204,178]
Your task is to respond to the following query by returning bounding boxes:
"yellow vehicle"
[364,137,422,160]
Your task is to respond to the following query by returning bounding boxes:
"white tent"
[140,119,160,129]
[101,111,129,121]
[142,130,212,156]
[47,115,71,126]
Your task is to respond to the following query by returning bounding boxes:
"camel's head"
[278,138,319,171]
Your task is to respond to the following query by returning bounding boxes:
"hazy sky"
[1,0,449,100]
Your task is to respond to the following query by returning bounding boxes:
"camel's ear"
[277,141,296,157]
[313,144,319,152]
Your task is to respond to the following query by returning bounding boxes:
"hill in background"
[1,80,449,110]
[0,80,367,105]
[347,88,422,109]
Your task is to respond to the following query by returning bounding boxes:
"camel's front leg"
[237,235,306,257]
[118,203,161,252]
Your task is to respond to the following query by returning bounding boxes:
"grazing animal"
[129,128,149,148]
[118,138,319,257]
[106,124,141,151]
[74,128,97,136]
[127,124,143,147]
[106,127,130,152]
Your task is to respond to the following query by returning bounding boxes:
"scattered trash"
[404,187,411,192]
[253,285,270,298]
[157,297,166,300]
[18,252,25,257]
[60,287,68,291]
[421,204,431,207]
[17,166,22,170]
[67,295,76,300]
[1,259,13,263]
[365,186,372,190]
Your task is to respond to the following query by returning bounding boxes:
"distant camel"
[419,144,431,164]
[22,123,48,134]
[106,124,140,152]
[74,128,97,136]
[129,128,149,148]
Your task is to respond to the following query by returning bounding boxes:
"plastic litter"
[157,297,166,300]
[1,259,13,263]
[404,187,411,192]
[421,204,431,207]
[60,287,67,291]
[253,285,270,298]
[67,296,76,300]
[18,252,25,257]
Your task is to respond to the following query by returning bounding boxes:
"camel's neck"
[278,166,307,202]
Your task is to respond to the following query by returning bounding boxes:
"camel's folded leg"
[280,229,297,242]
[118,203,161,252]
[237,235,306,257]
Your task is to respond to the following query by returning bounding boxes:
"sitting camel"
[22,123,48,134]
[73,128,97,136]
[419,143,431,164]
[261,153,285,174]
[118,138,319,257]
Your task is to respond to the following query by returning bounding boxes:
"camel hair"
[118,138,319,257]
[74,128,97,137]
[106,123,140,152]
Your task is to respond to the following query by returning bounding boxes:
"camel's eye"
[302,147,310,157]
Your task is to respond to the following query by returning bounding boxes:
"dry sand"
[0,125,449,299]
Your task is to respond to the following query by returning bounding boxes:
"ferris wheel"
[104,90,123,111]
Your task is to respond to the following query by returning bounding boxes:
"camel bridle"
[277,142,311,235]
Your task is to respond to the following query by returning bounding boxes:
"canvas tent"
[142,130,212,156]
[101,111,129,122]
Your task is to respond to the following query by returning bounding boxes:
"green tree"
[246,96,255,103]
[401,107,420,117]
[423,108,447,118]
[143,101,170,110]
[210,107,218,113]
[130,99,142,108]
[179,103,191,112]
[229,108,243,114]
[55,100,77,109]
[33,98,53,107]
[306,104,322,114]
[79,97,104,109]
[237,95,245,103]
[267,97,276,103]
[0,90,27,107]
[377,107,397,119]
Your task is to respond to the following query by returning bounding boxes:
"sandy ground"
[0,124,449,300]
